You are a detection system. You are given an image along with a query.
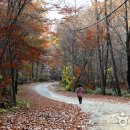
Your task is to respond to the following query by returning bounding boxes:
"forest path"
[34,82,130,130]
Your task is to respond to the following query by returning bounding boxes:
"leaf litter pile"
[0,83,90,130]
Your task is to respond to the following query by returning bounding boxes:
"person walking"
[76,84,84,104]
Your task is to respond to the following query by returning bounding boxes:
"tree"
[0,0,48,106]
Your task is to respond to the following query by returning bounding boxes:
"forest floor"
[0,82,130,130]
[0,83,90,130]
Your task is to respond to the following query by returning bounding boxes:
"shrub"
[61,65,72,91]
[85,89,94,94]
[39,73,48,82]
[0,75,3,83]
[121,90,130,97]
[0,108,6,114]
[93,88,102,95]
[18,75,28,84]
[105,89,116,96]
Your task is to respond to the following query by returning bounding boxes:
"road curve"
[34,82,130,130]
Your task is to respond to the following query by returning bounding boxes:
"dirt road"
[34,82,130,130]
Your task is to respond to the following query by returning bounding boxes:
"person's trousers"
[78,96,82,104]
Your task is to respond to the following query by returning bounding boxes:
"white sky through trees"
[47,0,92,20]
[46,0,104,31]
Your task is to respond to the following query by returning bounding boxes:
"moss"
[0,108,7,114]
[16,98,29,108]
[17,85,24,94]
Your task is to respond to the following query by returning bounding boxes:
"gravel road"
[34,82,130,130]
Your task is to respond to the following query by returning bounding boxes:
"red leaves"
[74,65,81,77]
[2,63,17,69]
[0,80,10,88]
[0,76,11,88]
[85,83,95,90]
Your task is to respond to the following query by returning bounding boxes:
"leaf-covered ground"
[0,83,90,130]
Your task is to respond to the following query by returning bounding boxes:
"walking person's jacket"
[76,87,83,97]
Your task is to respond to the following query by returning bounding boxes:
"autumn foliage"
[0,0,49,106]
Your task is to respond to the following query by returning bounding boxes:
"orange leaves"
[86,28,96,41]
[85,83,95,90]
[27,3,34,12]
[0,75,11,88]
[82,24,106,49]
[75,28,97,50]
[0,25,22,43]
[0,0,48,71]
[43,42,50,48]
[0,48,2,56]
[14,44,42,62]
[0,26,8,40]
[0,79,11,88]
[74,65,81,77]
[2,62,17,69]
[42,25,49,32]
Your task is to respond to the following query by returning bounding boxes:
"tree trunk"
[95,0,106,95]
[74,61,88,91]
[127,30,130,90]
[9,43,16,106]
[15,69,18,94]
[32,62,34,80]
[104,0,121,96]
[36,61,39,81]
[127,52,130,91]
[109,42,121,96]
[124,1,130,91]
[90,60,95,89]
[69,29,75,84]
[97,47,106,95]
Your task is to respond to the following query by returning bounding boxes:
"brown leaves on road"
[0,83,90,130]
